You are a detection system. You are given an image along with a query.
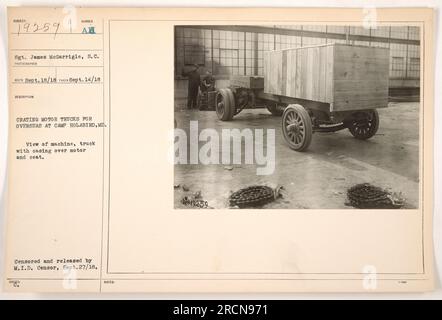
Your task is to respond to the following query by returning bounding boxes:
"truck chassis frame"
[214,84,380,152]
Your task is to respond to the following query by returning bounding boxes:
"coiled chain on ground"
[229,185,277,208]
[347,183,404,209]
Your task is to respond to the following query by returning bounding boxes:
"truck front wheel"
[216,88,235,121]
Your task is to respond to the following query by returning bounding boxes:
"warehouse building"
[175,25,420,103]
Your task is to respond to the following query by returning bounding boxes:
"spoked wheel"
[267,103,286,116]
[282,104,313,151]
[347,110,379,140]
[216,88,235,121]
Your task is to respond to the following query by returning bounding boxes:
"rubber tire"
[267,104,285,116]
[282,104,313,152]
[225,88,236,119]
[216,88,235,121]
[347,109,379,140]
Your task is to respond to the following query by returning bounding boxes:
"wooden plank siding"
[332,44,389,111]
[263,43,390,112]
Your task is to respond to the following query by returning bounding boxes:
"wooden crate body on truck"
[230,75,264,89]
[263,43,390,112]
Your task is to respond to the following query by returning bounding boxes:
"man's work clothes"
[183,69,201,109]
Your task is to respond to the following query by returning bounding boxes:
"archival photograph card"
[3,7,435,292]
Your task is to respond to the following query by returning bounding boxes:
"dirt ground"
[174,101,420,209]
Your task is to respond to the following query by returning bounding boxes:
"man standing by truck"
[182,64,201,110]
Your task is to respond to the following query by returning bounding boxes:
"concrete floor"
[174,101,420,209]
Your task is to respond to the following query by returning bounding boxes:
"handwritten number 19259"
[17,22,61,39]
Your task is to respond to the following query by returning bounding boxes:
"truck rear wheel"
[347,110,379,140]
[282,104,313,151]
[216,88,235,121]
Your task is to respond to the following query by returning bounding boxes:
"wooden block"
[289,49,297,97]
[285,49,292,97]
[282,50,288,96]
[276,50,283,95]
[295,48,302,98]
[319,46,327,101]
[300,48,308,99]
[325,45,334,102]
[230,75,264,89]
[333,80,389,92]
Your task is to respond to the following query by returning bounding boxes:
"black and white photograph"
[173,25,421,209]
[1,4,438,297]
